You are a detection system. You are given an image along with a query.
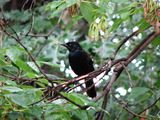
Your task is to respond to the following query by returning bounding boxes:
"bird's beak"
[61,43,68,48]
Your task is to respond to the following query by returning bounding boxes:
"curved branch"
[113,30,139,59]
[95,32,158,120]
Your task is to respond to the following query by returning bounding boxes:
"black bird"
[61,41,96,98]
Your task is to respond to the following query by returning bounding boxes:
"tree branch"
[0,73,49,86]
[95,32,158,119]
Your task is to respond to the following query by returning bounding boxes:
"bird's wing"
[81,50,94,71]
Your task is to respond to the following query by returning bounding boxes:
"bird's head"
[61,42,83,52]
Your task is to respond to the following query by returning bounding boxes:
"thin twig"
[113,30,139,59]
[114,96,146,118]
[121,62,134,88]
[34,37,48,60]
[22,0,30,10]
[21,11,64,38]
[81,76,103,94]
[115,107,124,120]
[137,97,160,115]
[25,10,34,36]
[127,32,155,59]
[30,0,36,10]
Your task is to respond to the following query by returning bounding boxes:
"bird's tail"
[85,79,96,98]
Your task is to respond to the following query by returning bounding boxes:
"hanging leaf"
[80,2,99,24]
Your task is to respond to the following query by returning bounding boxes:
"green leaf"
[69,108,89,120]
[120,11,130,19]
[61,92,85,106]
[108,18,123,33]
[105,5,114,14]
[0,59,7,66]
[26,72,37,78]
[45,104,70,120]
[35,78,48,88]
[66,15,83,31]
[134,7,143,15]
[0,55,7,66]
[66,0,79,6]
[45,114,64,120]
[139,19,150,31]
[0,47,8,53]
[6,47,36,77]
[133,18,146,27]
[99,1,113,14]
[0,86,23,92]
[45,1,63,10]
[47,0,80,18]
[38,61,60,68]
[28,106,43,120]
[6,89,42,108]
[45,74,60,79]
[137,93,151,103]
[6,93,29,108]
[0,76,8,82]
[13,58,33,73]
[80,2,99,24]
[154,77,160,88]
[8,111,22,120]
[5,80,17,86]
[71,93,96,106]
[156,99,160,109]
[27,62,40,73]
[14,46,26,52]
[127,87,150,101]
[61,92,96,106]
[2,65,19,73]
[112,0,129,3]
[6,47,21,61]
[50,3,66,18]
[151,35,160,47]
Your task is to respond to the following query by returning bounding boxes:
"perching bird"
[61,41,96,98]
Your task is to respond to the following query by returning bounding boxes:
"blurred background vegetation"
[0,0,159,120]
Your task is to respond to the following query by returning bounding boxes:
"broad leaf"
[46,0,80,18]
[0,86,23,92]
[127,87,150,101]
[151,35,160,47]
[80,2,99,24]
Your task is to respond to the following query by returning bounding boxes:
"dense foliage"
[0,0,159,120]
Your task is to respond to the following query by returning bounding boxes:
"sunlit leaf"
[80,2,99,24]
[27,62,40,73]
[46,0,80,18]
[6,47,37,77]
[0,86,23,92]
